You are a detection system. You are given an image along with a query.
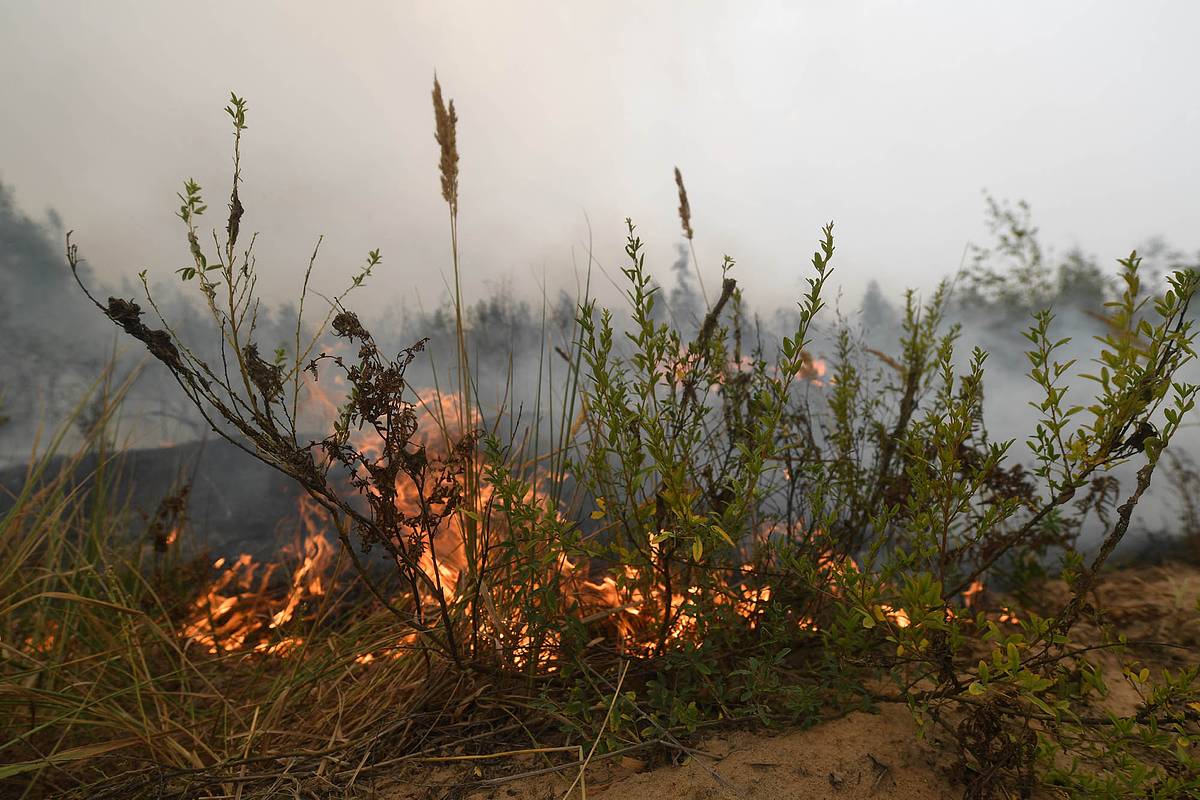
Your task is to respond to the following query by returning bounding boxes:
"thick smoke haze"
[2,2,1199,560]
[1,1,1198,319]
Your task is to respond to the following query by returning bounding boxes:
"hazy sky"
[2,1,1197,317]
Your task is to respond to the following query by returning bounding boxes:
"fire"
[549,562,782,659]
[997,606,1020,624]
[375,387,486,607]
[177,371,998,669]
[805,357,828,385]
[962,579,985,607]
[180,495,335,655]
[958,579,1021,624]
[882,605,911,628]
[782,352,827,386]
[19,621,58,657]
[268,504,334,630]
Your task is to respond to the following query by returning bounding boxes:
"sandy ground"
[1056,562,1200,718]
[379,563,1200,800]
[382,704,962,800]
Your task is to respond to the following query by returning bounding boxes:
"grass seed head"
[432,75,459,215]
[674,166,694,241]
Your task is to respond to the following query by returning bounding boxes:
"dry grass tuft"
[432,75,459,216]
[674,166,693,241]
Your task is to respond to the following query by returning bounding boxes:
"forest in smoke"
[4,177,1198,556]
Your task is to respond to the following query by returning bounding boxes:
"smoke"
[3,180,1199,560]
[0,180,116,459]
[0,180,300,462]
[847,217,1200,557]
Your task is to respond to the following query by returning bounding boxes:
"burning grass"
[3,84,1200,799]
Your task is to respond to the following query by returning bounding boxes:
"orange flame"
[176,375,940,668]
[180,495,334,655]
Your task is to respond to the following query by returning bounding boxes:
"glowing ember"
[808,357,828,384]
[882,604,911,628]
[962,579,985,607]
[19,621,58,657]
[997,606,1020,624]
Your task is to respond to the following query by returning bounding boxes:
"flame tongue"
[181,495,334,655]
[178,388,480,658]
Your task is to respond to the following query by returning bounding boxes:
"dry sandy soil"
[380,563,1200,800]
[382,704,961,800]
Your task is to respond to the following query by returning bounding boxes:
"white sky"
[2,1,1197,316]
